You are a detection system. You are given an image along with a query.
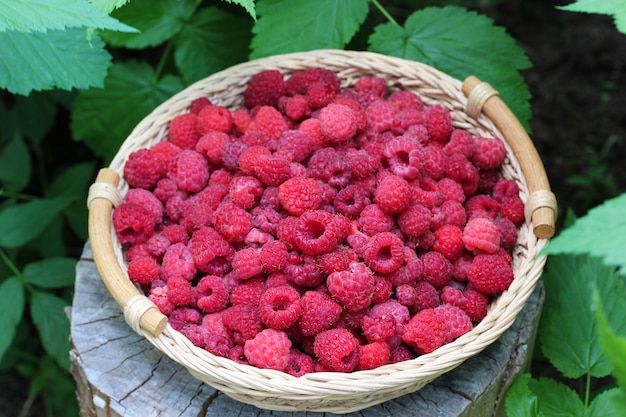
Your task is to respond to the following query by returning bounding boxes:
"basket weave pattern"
[89,49,552,413]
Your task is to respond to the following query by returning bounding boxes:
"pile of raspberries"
[113,67,525,376]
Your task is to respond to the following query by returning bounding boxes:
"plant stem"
[17,392,36,417]
[584,373,591,409]
[0,247,22,277]
[370,0,400,26]
[153,41,175,83]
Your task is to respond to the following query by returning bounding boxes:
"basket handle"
[462,76,557,239]
[87,168,168,337]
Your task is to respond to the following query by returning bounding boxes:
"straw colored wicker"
[87,49,556,413]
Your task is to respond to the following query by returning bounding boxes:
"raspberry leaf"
[528,377,584,417]
[0,92,57,143]
[543,193,626,275]
[221,0,257,20]
[100,0,197,49]
[250,0,369,59]
[0,0,137,33]
[539,254,626,379]
[71,61,184,162]
[368,6,532,132]
[505,374,544,417]
[174,6,253,85]
[585,388,625,417]
[23,258,78,289]
[30,291,72,370]
[0,277,25,363]
[0,136,31,193]
[0,28,112,95]
[90,0,131,14]
[559,0,626,34]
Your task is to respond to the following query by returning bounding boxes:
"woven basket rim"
[91,49,550,413]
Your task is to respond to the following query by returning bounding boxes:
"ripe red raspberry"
[319,246,355,275]
[345,148,380,180]
[388,90,424,112]
[422,144,447,180]
[465,194,500,220]
[421,250,453,288]
[471,136,506,170]
[492,178,520,202]
[189,97,212,114]
[169,307,201,330]
[195,275,229,313]
[436,177,466,204]
[113,202,156,245]
[278,94,311,121]
[362,312,396,343]
[166,277,193,308]
[413,281,440,311]
[124,188,163,224]
[149,285,175,315]
[168,113,200,149]
[387,254,423,286]
[198,105,233,135]
[228,277,264,306]
[285,350,315,377]
[221,140,248,171]
[374,174,412,214]
[467,253,514,294]
[402,308,448,354]
[334,185,370,218]
[433,224,464,259]
[278,177,324,216]
[357,204,394,236]
[254,154,291,187]
[127,255,160,284]
[313,328,359,372]
[167,149,209,193]
[228,175,263,209]
[298,290,342,336]
[231,247,263,280]
[499,197,525,224]
[478,169,501,194]
[463,217,501,253]
[259,240,288,272]
[358,341,391,370]
[178,324,211,348]
[232,107,251,135]
[391,108,423,135]
[443,129,474,158]
[446,153,480,196]
[355,75,387,100]
[285,254,325,288]
[383,136,424,180]
[222,303,263,345]
[244,328,292,371]
[463,286,490,321]
[319,104,358,146]
[151,140,182,167]
[363,231,404,274]
[396,284,418,306]
[366,99,398,133]
[259,285,302,329]
[440,285,467,308]
[494,217,518,249]
[189,226,235,273]
[246,105,288,142]
[411,176,442,209]
[161,242,196,281]
[195,131,231,165]
[214,202,253,242]
[295,210,341,256]
[124,148,166,190]
[276,130,313,162]
[298,118,324,150]
[237,144,270,176]
[146,234,170,258]
[397,203,431,238]
[307,147,352,188]
[434,304,473,343]
[327,262,376,311]
[423,104,453,143]
[243,69,285,109]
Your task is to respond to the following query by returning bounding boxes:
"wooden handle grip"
[87,168,168,336]
[462,76,557,239]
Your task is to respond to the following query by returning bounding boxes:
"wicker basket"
[87,49,557,413]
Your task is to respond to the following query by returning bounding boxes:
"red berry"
[374,174,412,214]
[278,177,324,216]
[313,328,359,372]
[467,253,514,294]
[259,285,302,329]
[244,328,292,371]
[243,69,285,109]
[362,232,404,274]
[402,308,448,354]
[327,262,376,311]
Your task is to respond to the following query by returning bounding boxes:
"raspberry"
[284,254,324,288]
[397,203,431,238]
[302,67,341,93]
[237,144,271,176]
[366,99,397,133]
[231,247,263,280]
[229,175,263,209]
[276,130,313,162]
[463,286,490,321]
[153,178,178,203]
[152,141,182,168]
[127,256,160,284]
[278,177,324,216]
[189,97,212,114]
[195,131,231,165]
[196,183,229,210]
[374,174,412,214]
[465,194,500,220]
[362,313,396,343]
[205,334,234,357]
[452,251,473,281]
[169,307,201,330]
[383,136,424,180]
[358,341,391,370]
[259,240,289,272]
[179,198,214,232]
[433,224,464,259]
[355,76,387,101]
[229,277,265,306]
[125,188,163,224]
[232,107,251,135]
[463,217,501,253]
[246,105,288,142]
[413,281,440,311]
[446,153,480,196]
[113,202,155,245]
[313,328,359,372]
[443,129,474,158]
[358,204,395,236]
[421,251,453,288]
[327,262,376,311]
[391,108,423,135]
[494,217,518,249]
[214,202,253,242]
[436,177,466,204]
[440,285,467,308]
[478,169,501,194]
[179,324,211,348]
[295,210,340,256]
[387,255,423,286]
[254,154,291,187]
[124,148,166,190]
[222,303,263,345]
[396,283,418,306]
[168,113,200,149]
[275,216,300,250]
[259,285,302,329]
[221,140,248,171]
[471,136,506,170]
[196,275,229,313]
[166,276,193,306]
[402,308,448,354]
[307,147,352,188]
[198,105,233,134]
[434,304,473,343]
[244,328,291,371]
[243,69,285,109]
[278,95,311,121]
[319,103,358,143]
[167,149,209,193]
[298,290,342,336]
[422,144,447,180]
[149,285,175,315]
[499,197,526,224]
[146,234,170,258]
[334,185,370,218]
[345,148,380,180]
[285,350,315,377]
[423,104,453,143]
[362,232,404,274]
[298,118,324,150]
[467,253,514,294]
[492,179,520,202]
[189,227,235,273]
[284,70,305,96]
[319,246,356,275]
[411,176,442,209]
[161,242,197,281]
[388,90,424,111]
[125,242,151,262]
[390,344,414,363]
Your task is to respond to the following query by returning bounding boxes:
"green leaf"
[529,377,584,417]
[0,0,137,33]
[539,254,626,378]
[174,6,253,85]
[368,6,533,131]
[71,61,184,162]
[30,291,72,370]
[592,288,626,392]
[250,0,369,59]
[0,197,73,248]
[0,28,112,95]
[505,374,543,417]
[23,258,77,289]
[585,388,624,417]
[0,277,25,362]
[0,91,57,143]
[90,0,131,14]
[46,162,95,199]
[0,135,31,192]
[543,193,626,274]
[559,0,626,34]
[221,0,257,20]
[101,0,197,48]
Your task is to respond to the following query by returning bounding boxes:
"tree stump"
[69,242,544,417]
